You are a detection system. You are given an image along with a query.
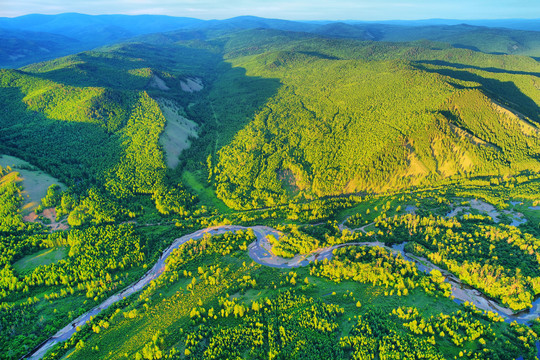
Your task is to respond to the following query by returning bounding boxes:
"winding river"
[24,224,540,359]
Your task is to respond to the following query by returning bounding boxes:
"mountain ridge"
[1,13,539,68]
[1,17,540,360]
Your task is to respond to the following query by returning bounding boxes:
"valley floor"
[27,213,540,359]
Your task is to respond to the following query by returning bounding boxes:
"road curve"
[25,224,539,359]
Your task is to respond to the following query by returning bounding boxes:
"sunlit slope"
[0,67,165,192]
[212,41,540,209]
[2,30,540,213]
[0,41,216,185]
[0,42,218,223]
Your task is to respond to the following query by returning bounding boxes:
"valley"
[24,219,540,359]
[0,12,540,360]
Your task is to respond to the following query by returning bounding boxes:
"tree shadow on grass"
[178,54,282,173]
[415,63,540,123]
[416,59,540,78]
[1,40,283,194]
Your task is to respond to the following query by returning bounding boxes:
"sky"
[1,0,540,20]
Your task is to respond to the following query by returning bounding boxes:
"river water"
[389,242,540,359]
[23,225,540,359]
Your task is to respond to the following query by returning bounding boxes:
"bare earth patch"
[157,99,199,168]
[492,100,540,137]
[0,154,66,215]
[24,207,69,230]
[180,77,203,92]
[149,75,170,91]
[429,138,474,177]
[405,152,430,178]
[22,212,38,222]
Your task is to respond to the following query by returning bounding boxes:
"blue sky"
[2,0,540,19]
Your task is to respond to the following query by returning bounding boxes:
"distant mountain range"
[0,13,539,67]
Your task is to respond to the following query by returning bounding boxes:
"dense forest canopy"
[207,30,540,209]
[0,18,540,360]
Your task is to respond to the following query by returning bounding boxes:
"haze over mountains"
[2,11,540,360]
[1,13,540,67]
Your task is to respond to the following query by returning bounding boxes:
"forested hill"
[1,28,540,214]
[3,21,540,360]
[205,30,540,209]
[1,14,540,68]
[0,41,224,224]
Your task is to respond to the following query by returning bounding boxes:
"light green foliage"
[310,246,452,298]
[42,222,538,360]
[269,223,362,258]
[210,32,540,209]
[0,170,25,231]
[0,225,145,358]
[152,183,196,216]
[1,225,145,300]
[341,312,445,360]
[193,292,344,359]
[1,28,540,360]
[104,92,167,196]
[0,43,205,224]
[39,184,62,209]
[378,213,540,311]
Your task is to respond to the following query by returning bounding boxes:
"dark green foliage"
[341,311,445,359]
[1,224,145,300]
[377,24,540,57]
[51,224,539,360]
[2,25,540,360]
[0,224,146,359]
[0,42,214,224]
[269,223,361,258]
[209,32,540,209]
[152,183,196,216]
[182,291,345,360]
[310,245,452,298]
[377,214,540,311]
[36,184,62,213]
[0,170,25,232]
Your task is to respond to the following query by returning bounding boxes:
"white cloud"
[125,7,169,15]
[1,0,539,19]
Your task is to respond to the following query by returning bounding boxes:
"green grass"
[336,194,417,225]
[3,28,540,360]
[46,224,538,360]
[13,247,67,274]
[510,201,540,221]
[182,170,231,213]
[336,197,390,222]
[0,154,66,214]
[63,250,460,360]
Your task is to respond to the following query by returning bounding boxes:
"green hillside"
[376,25,540,57]
[0,40,227,219]
[3,29,539,212]
[1,27,540,360]
[203,31,540,209]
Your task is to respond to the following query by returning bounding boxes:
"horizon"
[2,0,540,20]
[1,11,539,23]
